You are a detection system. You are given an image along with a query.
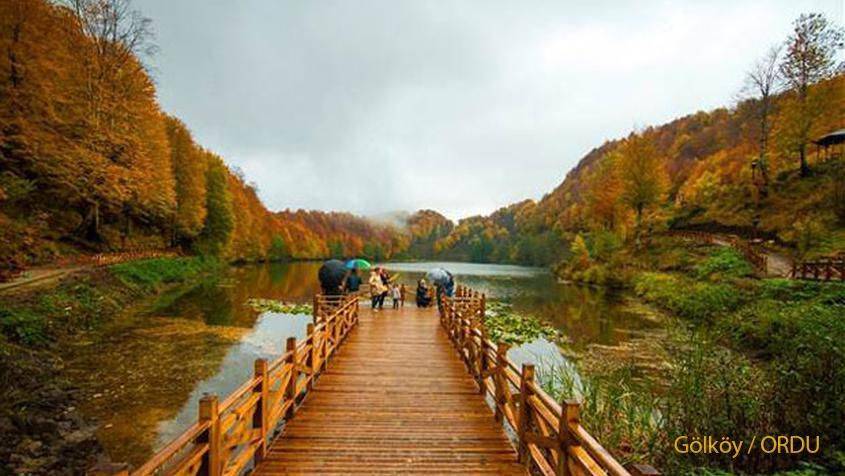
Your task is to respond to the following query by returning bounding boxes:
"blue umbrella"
[345,258,372,270]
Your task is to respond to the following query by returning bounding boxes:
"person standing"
[369,269,387,310]
[345,269,362,294]
[391,284,402,309]
[415,279,431,307]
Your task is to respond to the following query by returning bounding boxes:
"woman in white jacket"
[368,270,387,310]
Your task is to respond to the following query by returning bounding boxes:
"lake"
[63,261,666,466]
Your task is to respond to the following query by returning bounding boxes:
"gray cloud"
[137,0,843,219]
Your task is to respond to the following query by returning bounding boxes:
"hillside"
[0,0,422,278]
[434,73,845,265]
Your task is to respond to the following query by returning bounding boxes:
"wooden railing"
[440,286,659,476]
[791,256,845,281]
[129,295,359,476]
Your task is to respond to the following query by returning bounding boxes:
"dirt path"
[0,266,84,294]
[765,250,793,278]
[699,234,792,278]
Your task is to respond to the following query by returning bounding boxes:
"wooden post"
[517,364,535,466]
[199,394,221,476]
[305,323,316,389]
[253,359,269,461]
[285,337,297,419]
[321,316,329,372]
[312,294,319,324]
[494,343,509,423]
[477,294,488,395]
[557,399,580,476]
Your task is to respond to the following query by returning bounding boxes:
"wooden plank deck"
[254,304,526,475]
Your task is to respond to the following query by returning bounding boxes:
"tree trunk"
[799,143,810,177]
[634,205,643,248]
[76,201,102,243]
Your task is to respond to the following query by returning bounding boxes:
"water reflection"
[64,261,664,466]
[150,262,324,326]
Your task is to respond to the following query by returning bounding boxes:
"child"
[391,284,402,309]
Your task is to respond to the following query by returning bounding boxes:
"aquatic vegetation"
[483,301,557,345]
[536,361,663,466]
[246,299,312,315]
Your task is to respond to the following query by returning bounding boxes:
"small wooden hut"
[814,128,845,162]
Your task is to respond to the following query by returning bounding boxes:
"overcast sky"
[135,0,842,220]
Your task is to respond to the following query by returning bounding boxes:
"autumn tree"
[586,151,624,230]
[742,45,781,194]
[618,133,667,243]
[778,13,844,177]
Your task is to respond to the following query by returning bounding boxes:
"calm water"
[63,261,663,466]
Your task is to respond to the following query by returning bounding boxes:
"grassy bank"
[550,237,845,474]
[0,256,221,475]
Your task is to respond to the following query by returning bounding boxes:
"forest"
[2,1,845,475]
[2,1,842,279]
[0,0,450,280]
[436,16,844,266]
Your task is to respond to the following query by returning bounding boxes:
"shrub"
[694,248,753,280]
[0,309,47,345]
[634,272,744,322]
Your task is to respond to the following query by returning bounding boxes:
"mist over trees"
[0,0,441,271]
[1,1,842,274]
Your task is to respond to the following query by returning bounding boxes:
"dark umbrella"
[318,259,347,293]
[425,267,451,286]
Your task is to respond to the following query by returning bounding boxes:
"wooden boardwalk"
[254,305,526,475]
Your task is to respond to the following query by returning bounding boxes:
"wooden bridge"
[120,287,659,476]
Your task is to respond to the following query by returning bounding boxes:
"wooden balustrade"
[131,295,359,476]
[441,285,659,476]
[791,256,845,281]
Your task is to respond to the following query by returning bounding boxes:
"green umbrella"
[345,258,372,270]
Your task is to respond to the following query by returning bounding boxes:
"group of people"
[414,268,454,308]
[368,267,402,311]
[317,260,455,312]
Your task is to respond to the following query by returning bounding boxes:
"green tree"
[328,240,344,258]
[195,158,233,256]
[268,235,290,261]
[166,116,207,245]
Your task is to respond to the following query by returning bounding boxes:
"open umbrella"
[318,259,347,293]
[425,267,451,286]
[345,258,372,270]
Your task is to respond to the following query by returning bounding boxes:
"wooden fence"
[791,256,845,281]
[128,295,359,476]
[440,286,659,476]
